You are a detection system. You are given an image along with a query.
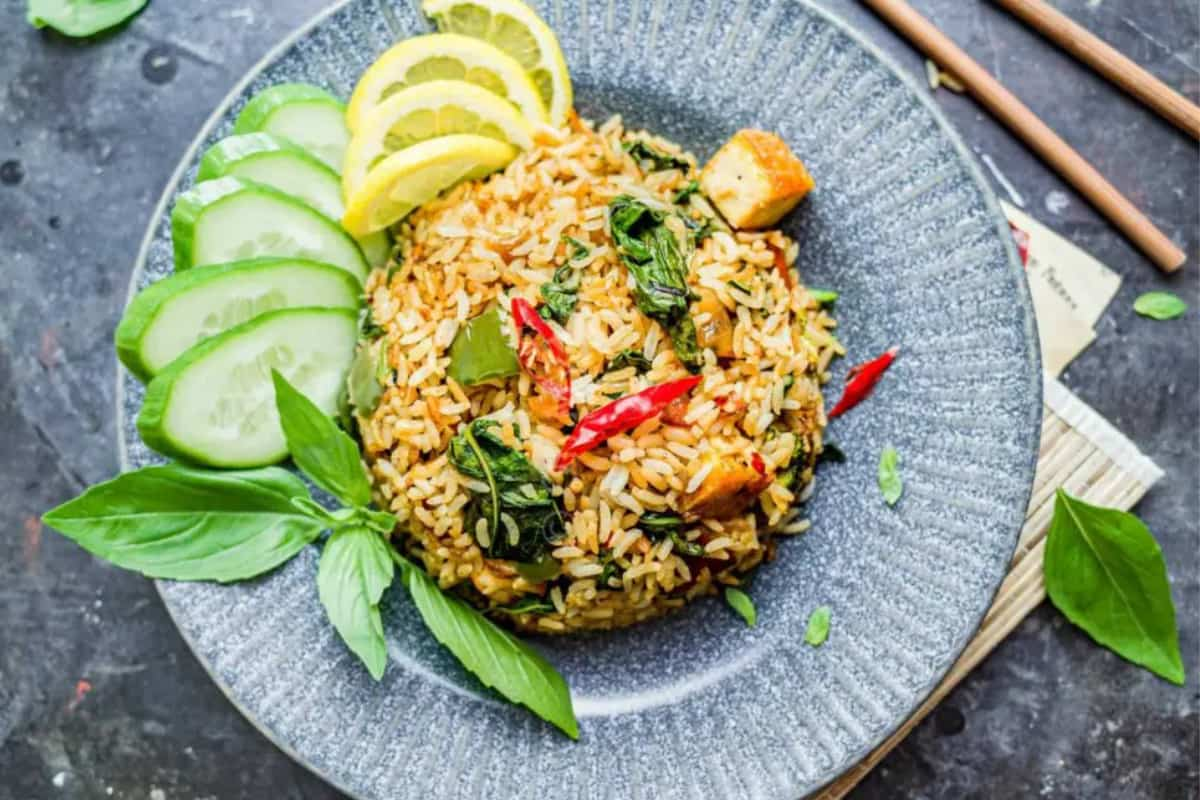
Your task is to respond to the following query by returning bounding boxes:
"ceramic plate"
[117,0,1042,796]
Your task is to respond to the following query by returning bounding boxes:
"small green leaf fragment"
[724,587,757,627]
[804,606,831,646]
[878,446,903,506]
[1133,291,1187,320]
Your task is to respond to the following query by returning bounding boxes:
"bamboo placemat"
[814,373,1164,799]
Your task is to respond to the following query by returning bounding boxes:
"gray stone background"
[1,0,1196,797]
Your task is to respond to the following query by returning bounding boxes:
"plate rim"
[113,0,1043,796]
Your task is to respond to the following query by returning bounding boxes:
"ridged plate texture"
[117,0,1043,797]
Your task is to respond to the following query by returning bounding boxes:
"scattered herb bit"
[562,235,591,261]
[878,446,903,506]
[1044,490,1185,685]
[27,0,148,37]
[449,419,565,562]
[598,554,622,587]
[447,306,520,387]
[495,596,556,616]
[623,139,691,172]
[819,442,846,464]
[360,306,386,339]
[829,346,899,418]
[539,264,580,324]
[609,195,702,372]
[638,511,685,540]
[804,606,831,646]
[680,213,716,244]
[40,463,324,582]
[727,279,753,295]
[1133,291,1187,321]
[347,340,385,416]
[317,524,393,679]
[272,371,372,508]
[393,553,579,738]
[555,376,702,470]
[808,288,839,306]
[605,349,653,375]
[515,555,561,582]
[776,438,811,492]
[669,531,705,557]
[672,179,701,204]
[513,297,572,418]
[781,373,796,394]
[724,587,757,627]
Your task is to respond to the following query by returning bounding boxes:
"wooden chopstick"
[861,0,1187,274]
[992,0,1200,140]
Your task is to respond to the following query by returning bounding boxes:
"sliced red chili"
[769,243,794,289]
[829,346,899,418]
[512,296,572,418]
[750,451,766,476]
[554,376,702,470]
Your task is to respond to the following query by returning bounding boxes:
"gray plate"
[117,0,1042,797]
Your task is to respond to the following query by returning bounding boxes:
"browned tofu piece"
[682,452,773,519]
[700,129,814,229]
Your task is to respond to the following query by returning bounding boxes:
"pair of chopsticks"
[862,0,1197,273]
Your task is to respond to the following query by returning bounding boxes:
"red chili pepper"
[511,297,572,417]
[750,451,766,476]
[769,243,794,289]
[554,376,702,470]
[1008,222,1031,267]
[829,346,899,418]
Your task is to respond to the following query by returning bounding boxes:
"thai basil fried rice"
[358,114,841,633]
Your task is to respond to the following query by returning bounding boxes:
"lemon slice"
[342,134,517,237]
[346,33,547,133]
[422,0,572,126]
[342,80,533,200]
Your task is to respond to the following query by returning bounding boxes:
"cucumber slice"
[138,307,358,468]
[233,83,350,171]
[115,257,361,382]
[197,134,392,267]
[171,177,368,282]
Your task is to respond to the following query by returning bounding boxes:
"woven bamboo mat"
[815,373,1164,799]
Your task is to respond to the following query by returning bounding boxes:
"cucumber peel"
[233,83,350,171]
[116,257,361,382]
[137,306,358,468]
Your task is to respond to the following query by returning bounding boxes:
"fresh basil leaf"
[605,349,653,375]
[672,179,701,204]
[808,288,839,306]
[669,531,704,557]
[348,340,384,416]
[42,463,321,582]
[1133,291,1187,321]
[724,587,756,627]
[623,139,690,172]
[393,554,579,738]
[27,0,148,37]
[318,525,394,680]
[447,307,520,386]
[608,195,702,372]
[449,419,565,562]
[539,264,580,324]
[638,512,684,540]
[273,370,372,508]
[1044,490,1185,685]
[804,606,831,646]
[562,235,591,261]
[878,446,902,506]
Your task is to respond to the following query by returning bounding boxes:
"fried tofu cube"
[682,452,773,519]
[700,129,814,229]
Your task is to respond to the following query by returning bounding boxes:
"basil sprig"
[42,463,324,583]
[1044,490,1185,685]
[42,371,579,737]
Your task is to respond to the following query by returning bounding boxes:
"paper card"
[1001,201,1122,328]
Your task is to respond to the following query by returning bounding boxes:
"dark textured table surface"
[1,0,1197,797]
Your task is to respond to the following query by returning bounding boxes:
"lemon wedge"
[342,134,516,237]
[347,33,547,134]
[341,80,533,201]
[421,0,572,126]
